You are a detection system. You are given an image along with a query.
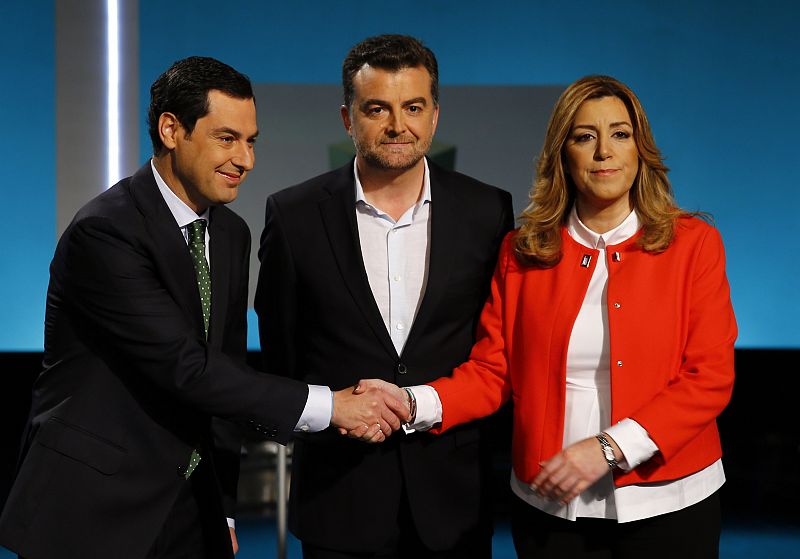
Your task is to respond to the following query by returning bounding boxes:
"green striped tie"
[185,219,210,478]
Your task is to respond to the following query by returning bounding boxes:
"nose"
[594,136,611,160]
[232,142,255,172]
[386,111,407,136]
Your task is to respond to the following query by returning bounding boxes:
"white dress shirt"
[411,207,724,523]
[354,157,432,355]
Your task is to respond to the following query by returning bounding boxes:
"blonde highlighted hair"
[515,75,697,267]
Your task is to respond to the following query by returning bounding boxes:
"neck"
[357,157,425,221]
[153,154,205,214]
[575,198,632,234]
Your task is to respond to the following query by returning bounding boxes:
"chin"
[214,191,239,206]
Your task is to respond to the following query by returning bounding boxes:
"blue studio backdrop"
[2,0,798,351]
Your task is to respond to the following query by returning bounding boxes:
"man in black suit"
[0,56,406,559]
[255,36,514,558]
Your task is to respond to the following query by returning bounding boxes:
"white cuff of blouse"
[604,418,659,470]
[402,385,442,433]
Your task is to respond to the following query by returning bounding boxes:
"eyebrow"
[212,126,259,140]
[572,121,632,130]
[360,97,429,108]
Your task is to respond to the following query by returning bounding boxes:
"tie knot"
[187,219,206,246]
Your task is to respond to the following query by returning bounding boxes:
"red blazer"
[430,216,737,487]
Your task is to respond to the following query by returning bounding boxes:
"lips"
[217,170,242,184]
[591,169,619,176]
[381,142,413,152]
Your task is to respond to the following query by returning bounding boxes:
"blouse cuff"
[604,418,659,470]
[402,385,442,433]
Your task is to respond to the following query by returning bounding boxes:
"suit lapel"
[128,164,206,340]
[402,165,456,354]
[318,166,398,359]
[207,208,230,348]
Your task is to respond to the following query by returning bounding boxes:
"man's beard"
[354,136,431,172]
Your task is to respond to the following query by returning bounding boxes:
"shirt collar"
[354,157,432,209]
[567,205,640,249]
[151,159,209,228]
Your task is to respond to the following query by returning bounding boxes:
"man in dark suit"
[0,56,406,559]
[255,36,514,558]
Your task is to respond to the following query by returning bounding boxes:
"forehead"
[573,96,631,124]
[351,64,433,101]
[201,90,257,131]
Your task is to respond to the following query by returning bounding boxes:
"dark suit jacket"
[255,161,513,552]
[0,163,308,559]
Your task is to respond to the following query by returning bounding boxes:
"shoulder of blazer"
[427,160,512,206]
[673,214,718,240]
[66,165,150,234]
[269,163,355,210]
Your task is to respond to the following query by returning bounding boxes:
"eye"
[407,105,422,114]
[612,130,631,139]
[573,133,594,143]
[368,106,384,115]
[219,135,235,144]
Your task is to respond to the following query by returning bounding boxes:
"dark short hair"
[342,34,439,109]
[148,56,254,155]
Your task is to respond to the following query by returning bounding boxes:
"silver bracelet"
[403,387,417,425]
[596,433,619,470]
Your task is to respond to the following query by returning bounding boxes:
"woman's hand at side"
[531,434,623,504]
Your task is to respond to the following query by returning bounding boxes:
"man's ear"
[158,112,180,150]
[431,104,440,135]
[340,105,353,136]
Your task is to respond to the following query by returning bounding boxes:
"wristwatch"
[596,433,618,470]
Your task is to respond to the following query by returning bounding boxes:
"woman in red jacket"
[357,75,737,558]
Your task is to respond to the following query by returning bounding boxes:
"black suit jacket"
[255,161,513,552]
[0,164,308,559]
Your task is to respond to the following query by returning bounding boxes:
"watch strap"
[596,433,619,470]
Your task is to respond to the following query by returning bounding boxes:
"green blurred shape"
[328,140,456,171]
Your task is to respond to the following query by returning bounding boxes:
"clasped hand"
[530,436,620,504]
[331,379,408,443]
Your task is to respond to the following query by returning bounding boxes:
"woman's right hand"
[531,435,622,504]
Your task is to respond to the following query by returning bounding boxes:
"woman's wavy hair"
[515,75,695,267]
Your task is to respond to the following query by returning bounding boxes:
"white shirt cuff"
[227,517,235,529]
[404,385,442,432]
[294,385,332,432]
[604,418,659,470]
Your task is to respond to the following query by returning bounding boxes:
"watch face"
[603,446,615,461]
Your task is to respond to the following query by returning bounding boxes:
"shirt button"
[396,323,405,331]
[393,275,402,282]
[299,424,309,432]
[613,302,621,308]
[617,360,623,367]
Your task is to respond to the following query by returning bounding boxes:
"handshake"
[330,379,414,443]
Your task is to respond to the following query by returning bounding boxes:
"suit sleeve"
[60,215,308,445]
[254,195,297,378]
[629,226,737,461]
